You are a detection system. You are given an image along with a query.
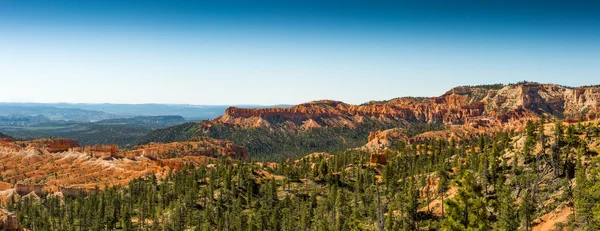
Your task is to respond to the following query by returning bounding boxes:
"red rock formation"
[220,98,485,126]
[369,152,387,165]
[157,159,183,169]
[77,141,245,161]
[0,137,248,201]
[465,116,499,128]
[0,138,84,154]
[69,146,84,152]
[123,149,143,160]
[362,128,409,152]
[85,144,120,158]
[14,184,44,196]
[126,136,248,160]
[0,138,14,143]
[0,209,22,231]
[495,107,538,125]
[46,139,79,153]
[209,83,600,131]
[27,138,81,153]
[0,141,23,153]
[586,109,600,121]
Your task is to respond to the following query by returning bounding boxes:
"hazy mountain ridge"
[93,115,186,127]
[0,103,292,121]
[0,116,188,147]
[0,104,119,122]
[0,132,12,139]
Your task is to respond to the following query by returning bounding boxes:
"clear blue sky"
[0,0,599,105]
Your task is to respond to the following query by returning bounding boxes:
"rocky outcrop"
[85,144,120,159]
[0,133,13,143]
[14,184,44,196]
[369,152,387,165]
[27,138,81,153]
[362,128,409,151]
[48,139,80,153]
[0,138,81,153]
[127,137,248,160]
[0,142,23,153]
[0,209,21,231]
[0,138,14,143]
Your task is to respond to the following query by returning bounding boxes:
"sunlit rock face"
[0,209,21,231]
[0,137,247,202]
[211,83,600,130]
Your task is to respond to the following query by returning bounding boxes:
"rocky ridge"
[212,83,600,129]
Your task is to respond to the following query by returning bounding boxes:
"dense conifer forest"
[5,119,600,230]
[138,122,446,161]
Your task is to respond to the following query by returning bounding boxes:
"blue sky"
[0,0,599,105]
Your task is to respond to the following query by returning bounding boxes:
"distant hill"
[0,132,12,139]
[0,116,187,147]
[94,115,186,129]
[0,103,119,122]
[0,103,291,120]
[44,103,229,120]
[0,114,51,126]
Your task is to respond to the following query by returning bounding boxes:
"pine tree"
[437,165,450,218]
[495,184,518,230]
[441,171,490,231]
[121,205,132,231]
[519,190,535,231]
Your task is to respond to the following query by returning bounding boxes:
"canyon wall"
[211,83,600,130]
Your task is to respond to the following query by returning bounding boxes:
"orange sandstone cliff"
[209,83,600,130]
